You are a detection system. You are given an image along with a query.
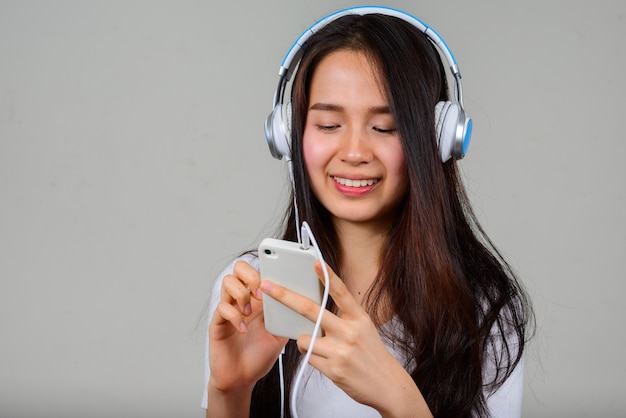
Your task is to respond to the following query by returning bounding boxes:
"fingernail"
[256,288,263,299]
[260,281,274,293]
[239,322,248,332]
[244,304,252,315]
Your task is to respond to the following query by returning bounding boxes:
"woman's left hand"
[260,261,432,418]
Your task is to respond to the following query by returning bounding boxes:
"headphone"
[264,6,473,163]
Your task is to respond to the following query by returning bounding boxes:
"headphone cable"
[282,162,329,418]
[289,221,330,418]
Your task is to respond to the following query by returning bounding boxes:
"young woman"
[203,8,533,418]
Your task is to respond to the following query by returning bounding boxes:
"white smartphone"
[258,238,323,340]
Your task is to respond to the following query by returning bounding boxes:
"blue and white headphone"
[264,6,473,163]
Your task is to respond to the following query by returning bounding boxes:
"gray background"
[1,1,624,417]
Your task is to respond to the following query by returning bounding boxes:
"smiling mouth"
[333,176,379,188]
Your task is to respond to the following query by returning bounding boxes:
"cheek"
[381,141,407,178]
[380,143,409,197]
[393,154,408,179]
[302,132,328,176]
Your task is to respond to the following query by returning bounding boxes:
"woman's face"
[303,49,408,229]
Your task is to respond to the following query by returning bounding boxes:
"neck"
[333,219,390,306]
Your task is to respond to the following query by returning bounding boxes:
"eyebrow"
[309,103,391,115]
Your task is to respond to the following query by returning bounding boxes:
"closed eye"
[373,127,397,134]
[317,124,340,132]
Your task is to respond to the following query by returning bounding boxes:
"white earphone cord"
[287,221,330,418]
[281,150,328,418]
[278,161,294,418]
[287,159,302,245]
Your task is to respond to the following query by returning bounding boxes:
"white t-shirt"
[202,254,524,417]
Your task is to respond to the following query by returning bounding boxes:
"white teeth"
[333,176,378,187]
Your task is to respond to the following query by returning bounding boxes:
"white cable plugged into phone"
[286,221,329,418]
[279,162,328,417]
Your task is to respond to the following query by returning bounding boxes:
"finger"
[296,334,334,359]
[297,344,331,374]
[220,261,262,315]
[232,260,263,300]
[221,274,253,316]
[260,279,334,329]
[213,300,249,333]
[314,261,363,317]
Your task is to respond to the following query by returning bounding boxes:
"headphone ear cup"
[435,101,472,162]
[265,104,291,160]
[457,110,472,159]
[435,101,456,162]
[284,102,292,142]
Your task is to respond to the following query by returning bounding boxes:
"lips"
[332,176,379,188]
[331,176,380,196]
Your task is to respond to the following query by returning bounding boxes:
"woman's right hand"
[208,260,288,394]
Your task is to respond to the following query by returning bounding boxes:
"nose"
[338,126,373,165]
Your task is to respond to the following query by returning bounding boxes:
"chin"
[329,208,394,226]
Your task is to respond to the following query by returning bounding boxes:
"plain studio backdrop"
[0,1,624,417]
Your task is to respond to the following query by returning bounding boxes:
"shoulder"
[211,251,260,284]
[225,252,260,274]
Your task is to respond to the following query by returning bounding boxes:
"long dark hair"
[251,13,533,418]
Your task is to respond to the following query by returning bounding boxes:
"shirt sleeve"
[485,356,525,418]
[201,253,259,409]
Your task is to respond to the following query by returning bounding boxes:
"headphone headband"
[278,6,459,85]
[265,6,472,162]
